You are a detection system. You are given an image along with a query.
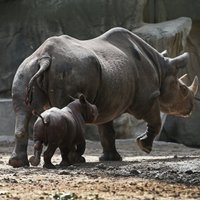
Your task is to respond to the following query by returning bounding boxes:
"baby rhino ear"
[79,94,87,104]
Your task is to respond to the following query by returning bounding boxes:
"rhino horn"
[189,76,199,96]
[179,74,190,86]
[169,52,189,69]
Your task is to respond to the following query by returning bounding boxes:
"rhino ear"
[169,52,189,70]
[161,50,168,57]
[79,94,86,104]
[68,95,76,102]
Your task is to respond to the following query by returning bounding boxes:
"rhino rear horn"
[189,76,199,96]
[169,52,189,69]
[179,74,190,86]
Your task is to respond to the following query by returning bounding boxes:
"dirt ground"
[1,139,200,200]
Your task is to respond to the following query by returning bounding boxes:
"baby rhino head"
[76,94,98,123]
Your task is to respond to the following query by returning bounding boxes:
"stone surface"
[134,17,192,56]
[0,99,15,136]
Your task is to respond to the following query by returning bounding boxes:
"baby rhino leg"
[74,136,86,163]
[59,146,70,167]
[43,144,57,169]
[67,141,86,164]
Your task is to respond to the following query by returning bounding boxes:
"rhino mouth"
[173,110,192,118]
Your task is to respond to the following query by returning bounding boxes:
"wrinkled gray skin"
[9,27,198,167]
[29,94,98,169]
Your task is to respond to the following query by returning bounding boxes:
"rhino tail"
[32,110,49,125]
[26,55,51,105]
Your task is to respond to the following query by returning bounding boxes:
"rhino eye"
[181,85,188,96]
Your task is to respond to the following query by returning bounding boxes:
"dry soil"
[0,139,200,199]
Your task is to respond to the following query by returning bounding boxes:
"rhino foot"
[43,163,56,169]
[99,151,122,161]
[136,134,152,154]
[68,152,86,164]
[29,156,40,166]
[9,152,29,168]
[59,160,70,168]
[78,156,86,163]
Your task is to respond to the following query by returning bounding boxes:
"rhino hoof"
[9,154,29,168]
[29,156,40,166]
[59,160,70,167]
[43,163,56,169]
[136,138,152,154]
[78,156,86,163]
[99,152,122,161]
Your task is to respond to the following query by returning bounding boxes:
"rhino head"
[159,52,198,117]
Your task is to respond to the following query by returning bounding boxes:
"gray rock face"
[0,99,15,136]
[134,17,192,56]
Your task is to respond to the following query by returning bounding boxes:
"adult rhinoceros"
[9,27,198,167]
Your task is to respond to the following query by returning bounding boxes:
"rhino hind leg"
[43,145,57,169]
[59,146,70,167]
[9,143,29,168]
[9,109,31,168]
[29,141,43,166]
[67,151,86,164]
[8,134,29,168]
[98,121,122,161]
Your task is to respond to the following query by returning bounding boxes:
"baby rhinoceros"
[29,94,98,169]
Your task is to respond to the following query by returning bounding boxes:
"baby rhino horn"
[189,76,199,96]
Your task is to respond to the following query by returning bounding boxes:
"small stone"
[59,171,70,175]
[130,169,141,175]
[95,163,107,169]
[185,170,194,175]
[174,154,178,159]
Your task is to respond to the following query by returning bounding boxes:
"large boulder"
[133,17,191,56]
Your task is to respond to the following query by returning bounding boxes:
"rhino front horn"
[189,76,199,96]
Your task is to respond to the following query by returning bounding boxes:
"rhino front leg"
[9,111,31,168]
[98,121,122,161]
[136,100,161,153]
